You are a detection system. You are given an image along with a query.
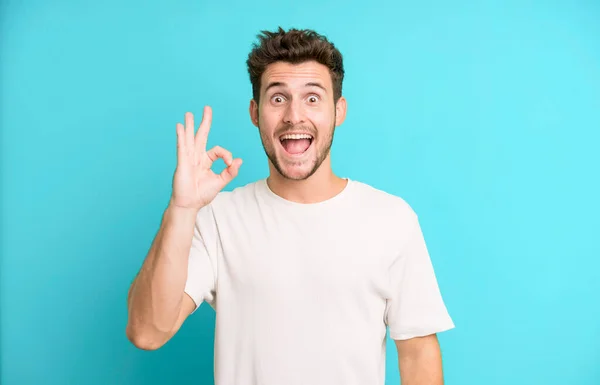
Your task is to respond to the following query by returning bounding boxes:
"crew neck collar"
[257,177,354,209]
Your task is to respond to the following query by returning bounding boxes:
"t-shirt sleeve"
[384,212,455,340]
[183,204,219,312]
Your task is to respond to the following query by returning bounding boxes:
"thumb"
[218,158,242,186]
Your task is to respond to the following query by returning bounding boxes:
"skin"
[396,334,445,384]
[126,106,241,350]
[126,59,445,384]
[249,60,348,203]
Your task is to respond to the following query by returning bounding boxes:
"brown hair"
[246,27,344,104]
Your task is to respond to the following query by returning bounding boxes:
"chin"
[276,159,317,181]
[280,169,313,181]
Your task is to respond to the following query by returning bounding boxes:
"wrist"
[165,201,200,221]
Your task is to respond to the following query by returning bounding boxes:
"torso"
[204,179,416,385]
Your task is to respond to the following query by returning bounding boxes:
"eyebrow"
[264,81,328,93]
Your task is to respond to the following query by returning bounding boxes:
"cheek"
[258,111,281,138]
[259,107,280,125]
[310,109,335,129]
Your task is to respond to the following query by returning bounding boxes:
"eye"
[307,95,320,103]
[271,94,286,104]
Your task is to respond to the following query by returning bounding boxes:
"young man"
[126,27,455,384]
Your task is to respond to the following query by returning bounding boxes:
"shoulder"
[349,179,418,221]
[347,180,423,257]
[193,180,263,228]
[214,179,262,202]
[205,179,265,214]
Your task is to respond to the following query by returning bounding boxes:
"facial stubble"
[258,113,337,181]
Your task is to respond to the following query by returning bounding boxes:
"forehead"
[261,61,332,91]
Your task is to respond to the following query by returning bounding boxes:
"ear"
[334,96,347,127]
[249,99,259,127]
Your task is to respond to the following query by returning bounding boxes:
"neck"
[266,156,347,204]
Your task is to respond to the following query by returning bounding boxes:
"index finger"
[195,105,212,152]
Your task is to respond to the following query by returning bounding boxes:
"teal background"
[2,0,599,384]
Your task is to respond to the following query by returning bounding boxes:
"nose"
[283,99,305,126]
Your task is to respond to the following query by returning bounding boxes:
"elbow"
[126,323,166,351]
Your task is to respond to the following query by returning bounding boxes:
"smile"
[279,133,314,156]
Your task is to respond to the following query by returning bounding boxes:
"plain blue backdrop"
[2,0,599,384]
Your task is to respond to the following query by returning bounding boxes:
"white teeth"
[280,134,313,140]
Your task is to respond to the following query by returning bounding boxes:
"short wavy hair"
[246,27,345,104]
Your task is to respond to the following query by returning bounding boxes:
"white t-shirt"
[184,178,454,385]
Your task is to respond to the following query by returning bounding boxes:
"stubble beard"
[259,119,336,181]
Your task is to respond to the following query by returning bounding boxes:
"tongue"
[282,139,311,154]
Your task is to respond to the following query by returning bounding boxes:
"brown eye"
[308,95,319,103]
[272,95,285,104]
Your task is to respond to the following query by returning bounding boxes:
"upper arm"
[182,204,219,312]
[395,334,444,383]
[395,333,440,358]
[384,211,455,340]
[126,289,199,350]
[170,292,198,335]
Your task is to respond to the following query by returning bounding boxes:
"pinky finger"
[176,123,185,161]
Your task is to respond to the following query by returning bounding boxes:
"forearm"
[397,335,444,385]
[126,204,198,342]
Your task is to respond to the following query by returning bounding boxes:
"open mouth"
[279,133,314,156]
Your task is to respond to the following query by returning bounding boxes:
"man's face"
[250,60,346,180]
